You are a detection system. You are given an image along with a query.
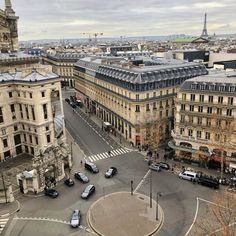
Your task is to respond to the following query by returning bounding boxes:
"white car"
[70,210,81,228]
[179,171,198,181]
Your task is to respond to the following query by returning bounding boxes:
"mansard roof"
[180,71,236,94]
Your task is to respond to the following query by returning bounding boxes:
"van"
[84,162,99,173]
[179,171,198,182]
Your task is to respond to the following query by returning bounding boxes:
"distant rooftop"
[0,52,38,61]
[46,52,86,61]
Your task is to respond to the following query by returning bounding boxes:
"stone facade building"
[42,53,84,88]
[0,0,19,52]
[170,72,236,169]
[74,57,207,147]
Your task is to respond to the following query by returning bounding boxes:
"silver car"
[81,184,95,199]
[70,210,81,228]
[149,163,161,172]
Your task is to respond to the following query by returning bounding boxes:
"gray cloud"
[5,0,236,40]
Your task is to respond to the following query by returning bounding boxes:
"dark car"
[64,178,75,187]
[44,187,59,198]
[105,167,117,178]
[70,102,76,109]
[81,184,95,199]
[159,162,170,170]
[70,210,81,228]
[198,176,219,189]
[84,162,99,173]
[74,172,89,183]
[65,98,70,104]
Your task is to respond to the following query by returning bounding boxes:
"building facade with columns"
[170,72,236,169]
[0,0,19,52]
[0,66,71,193]
[74,57,208,148]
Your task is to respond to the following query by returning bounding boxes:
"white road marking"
[197,197,233,210]
[0,217,9,233]
[184,198,199,236]
[134,170,151,193]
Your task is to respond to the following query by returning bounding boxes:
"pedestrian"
[80,160,83,166]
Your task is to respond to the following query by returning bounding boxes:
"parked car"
[70,210,81,228]
[65,98,70,104]
[44,187,59,198]
[84,162,99,173]
[105,167,117,178]
[64,178,74,187]
[74,172,89,183]
[81,184,95,199]
[179,171,198,182]
[198,176,219,189]
[149,163,161,172]
[70,102,76,109]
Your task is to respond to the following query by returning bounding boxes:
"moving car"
[84,162,99,173]
[81,184,95,199]
[65,98,70,104]
[70,210,81,228]
[74,172,89,183]
[70,102,76,109]
[179,171,198,182]
[149,163,161,172]
[159,162,170,170]
[64,178,74,187]
[105,167,117,178]
[44,187,59,198]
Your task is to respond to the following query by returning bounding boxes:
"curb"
[86,191,164,236]
[0,200,21,217]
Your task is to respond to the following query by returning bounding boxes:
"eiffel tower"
[201,13,208,37]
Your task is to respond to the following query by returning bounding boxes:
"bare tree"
[194,191,236,236]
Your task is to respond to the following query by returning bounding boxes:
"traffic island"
[87,192,164,236]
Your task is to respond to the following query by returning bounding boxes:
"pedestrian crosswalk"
[87,148,132,162]
[0,217,9,234]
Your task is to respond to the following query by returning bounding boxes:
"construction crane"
[82,32,104,44]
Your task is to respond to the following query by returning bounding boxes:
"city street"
[2,91,226,236]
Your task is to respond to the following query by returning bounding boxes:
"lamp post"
[150,170,152,208]
[1,172,8,203]
[156,192,162,221]
[131,180,134,195]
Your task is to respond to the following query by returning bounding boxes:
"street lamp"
[131,180,134,195]
[150,170,152,208]
[156,192,162,221]
[1,172,8,203]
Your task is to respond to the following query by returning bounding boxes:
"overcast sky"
[2,0,236,40]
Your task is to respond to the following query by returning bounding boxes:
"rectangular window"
[136,94,139,101]
[166,109,169,117]
[180,128,185,135]
[215,133,220,141]
[31,106,35,121]
[160,111,162,118]
[180,115,185,123]
[206,118,211,126]
[43,104,48,119]
[208,96,213,103]
[25,106,29,119]
[189,116,193,123]
[197,117,202,125]
[166,100,169,107]
[29,135,32,143]
[198,106,203,113]
[146,104,150,111]
[3,138,8,148]
[160,101,163,108]
[19,104,23,119]
[35,136,38,145]
[41,91,45,97]
[2,129,6,135]
[207,107,212,114]
[153,102,157,110]
[190,94,195,101]
[24,134,27,142]
[47,134,51,143]
[29,92,33,99]
[0,107,4,123]
[146,93,149,99]
[197,131,202,139]
[11,104,16,120]
[227,109,232,116]
[189,105,194,112]
[181,104,185,111]
[205,132,210,140]
[199,95,204,102]
[182,93,186,100]
[9,91,13,98]
[153,92,156,97]
[14,125,18,131]
[218,96,223,104]
[188,129,193,137]
[217,108,222,115]
[228,97,233,105]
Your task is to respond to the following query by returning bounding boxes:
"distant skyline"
[2,0,236,40]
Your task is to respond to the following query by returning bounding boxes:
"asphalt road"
[2,90,224,236]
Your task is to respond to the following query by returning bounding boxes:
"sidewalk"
[87,192,163,236]
[0,200,20,217]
